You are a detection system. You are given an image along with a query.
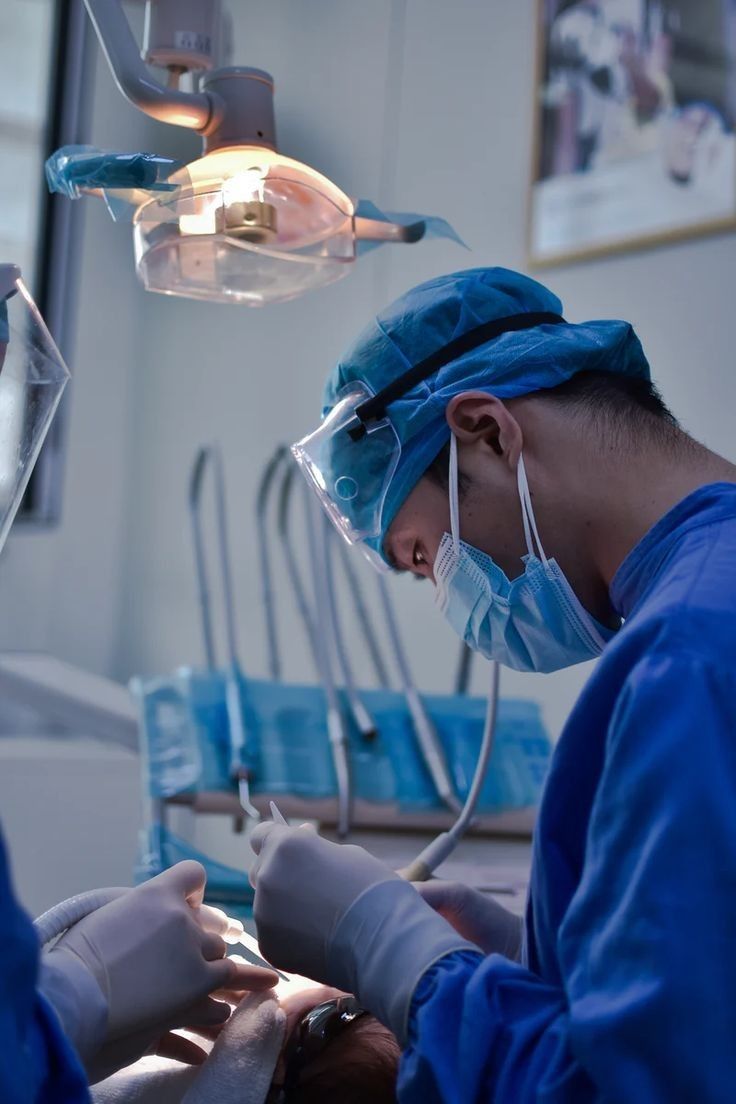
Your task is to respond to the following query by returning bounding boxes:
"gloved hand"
[41,861,278,1082]
[414,880,523,960]
[250,823,480,1043]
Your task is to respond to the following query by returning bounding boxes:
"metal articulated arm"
[83,0,221,132]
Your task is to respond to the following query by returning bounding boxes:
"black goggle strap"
[347,311,565,441]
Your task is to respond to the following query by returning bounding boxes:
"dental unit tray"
[134,669,550,817]
[132,671,550,907]
[132,446,552,910]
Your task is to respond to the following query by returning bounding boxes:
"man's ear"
[445,391,522,470]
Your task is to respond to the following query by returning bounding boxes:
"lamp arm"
[83,0,222,132]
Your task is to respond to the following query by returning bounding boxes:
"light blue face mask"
[434,436,616,672]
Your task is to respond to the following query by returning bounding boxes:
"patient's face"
[272,984,400,1104]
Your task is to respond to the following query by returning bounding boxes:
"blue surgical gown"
[400,483,736,1103]
[0,826,89,1102]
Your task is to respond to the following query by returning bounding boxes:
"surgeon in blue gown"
[249,268,736,1101]
[1,829,86,1102]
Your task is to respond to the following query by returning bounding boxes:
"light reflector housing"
[133,147,356,306]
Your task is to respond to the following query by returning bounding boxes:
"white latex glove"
[250,823,479,1043]
[414,880,523,960]
[41,861,278,1082]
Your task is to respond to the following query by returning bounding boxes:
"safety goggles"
[270,995,367,1103]
[292,379,400,546]
[0,265,70,550]
[292,311,564,557]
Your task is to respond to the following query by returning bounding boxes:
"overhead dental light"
[48,0,461,306]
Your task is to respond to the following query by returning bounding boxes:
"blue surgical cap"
[322,267,651,554]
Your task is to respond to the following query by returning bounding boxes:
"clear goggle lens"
[291,381,400,551]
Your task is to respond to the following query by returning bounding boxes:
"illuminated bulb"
[222,168,266,205]
[177,165,278,242]
[179,196,220,236]
[219,168,277,242]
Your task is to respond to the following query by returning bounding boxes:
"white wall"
[3,0,736,746]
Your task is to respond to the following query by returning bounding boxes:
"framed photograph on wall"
[529,0,736,265]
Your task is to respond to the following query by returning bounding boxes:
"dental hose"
[34,890,250,951]
[256,446,289,682]
[376,574,462,815]
[303,491,352,838]
[400,660,500,882]
[322,521,378,742]
[278,466,351,834]
[277,463,320,662]
[335,535,391,688]
[34,889,126,946]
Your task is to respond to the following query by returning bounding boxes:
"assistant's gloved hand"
[414,880,523,960]
[250,823,480,1043]
[41,861,278,1083]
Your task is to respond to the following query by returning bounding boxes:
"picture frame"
[528,0,736,267]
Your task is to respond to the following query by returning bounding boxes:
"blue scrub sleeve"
[399,652,736,1103]
[0,826,90,1103]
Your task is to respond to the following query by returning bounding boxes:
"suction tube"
[400,660,500,882]
[376,574,462,815]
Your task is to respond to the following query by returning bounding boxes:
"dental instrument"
[276,462,320,667]
[188,444,260,821]
[269,800,288,826]
[260,446,388,690]
[376,574,462,815]
[304,492,352,839]
[400,661,501,882]
[189,447,217,670]
[278,453,484,833]
[276,458,378,744]
[276,460,352,834]
[321,516,378,742]
[224,927,290,982]
[256,445,289,681]
[455,642,474,696]
[214,444,260,822]
[334,534,391,689]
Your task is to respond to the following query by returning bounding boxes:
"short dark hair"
[533,369,678,434]
[288,1015,399,1104]
[425,369,680,488]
